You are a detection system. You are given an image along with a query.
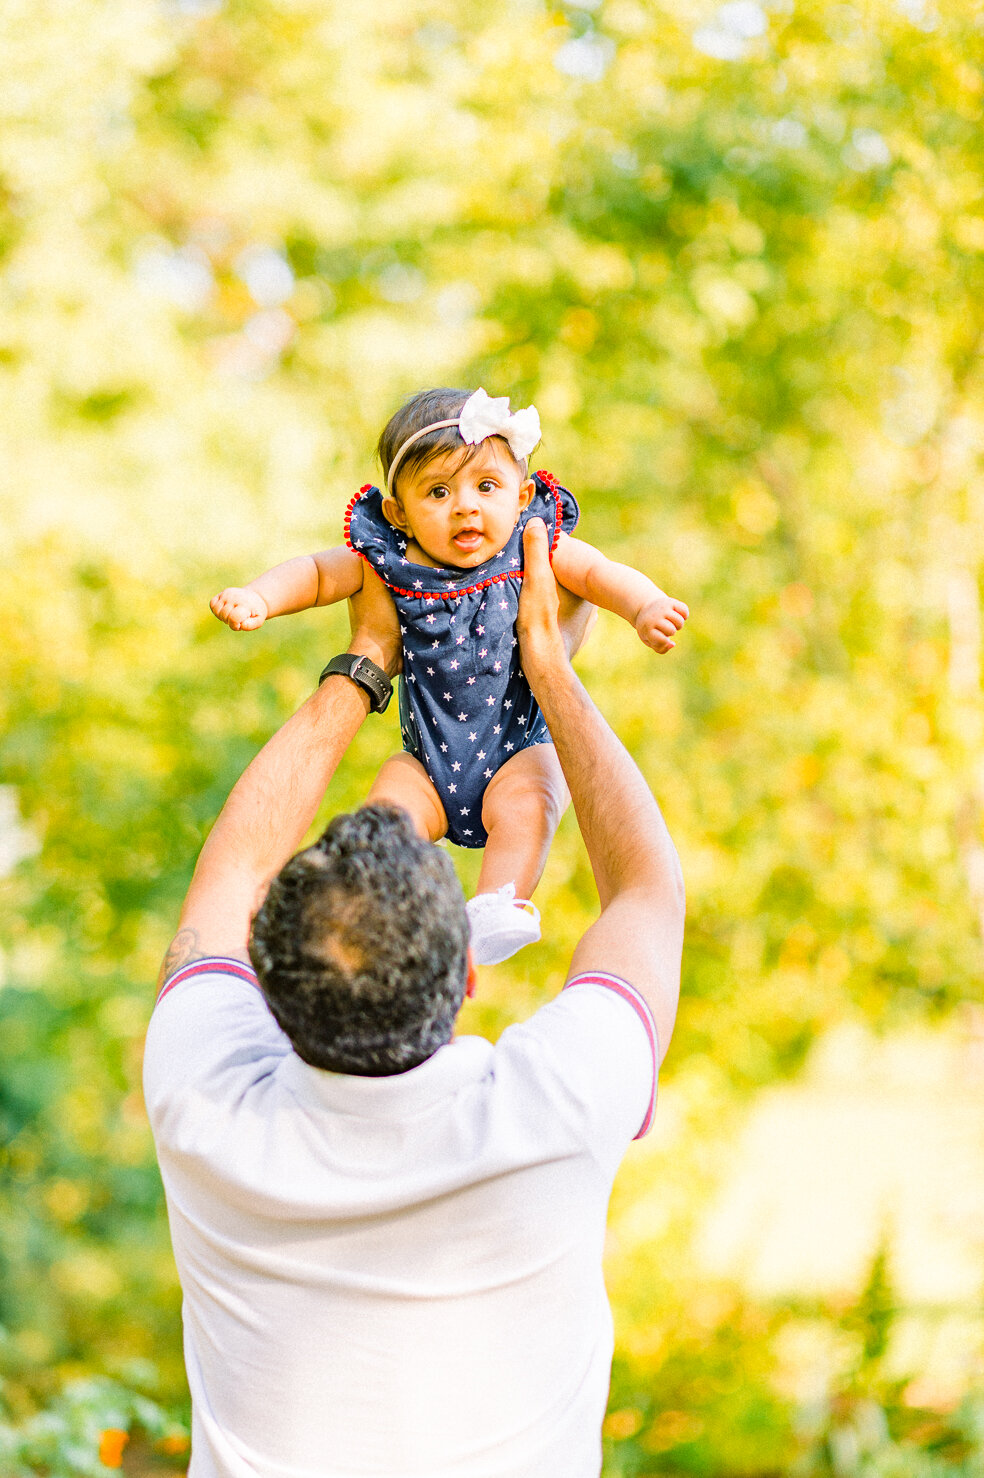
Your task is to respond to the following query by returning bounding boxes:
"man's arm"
[158,564,400,990]
[518,520,684,1060]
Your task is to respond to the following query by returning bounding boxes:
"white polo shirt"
[143,958,658,1478]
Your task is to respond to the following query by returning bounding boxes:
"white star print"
[409,674,416,683]
[456,636,465,645]
[477,750,486,760]
[463,829,472,836]
[440,743,448,752]
[505,742,514,752]
[493,661,501,672]
[443,692,452,701]
[468,732,477,742]
[460,807,469,816]
[511,638,517,647]
[479,648,487,658]
[432,641,439,650]
[400,626,407,635]
[504,700,512,709]
[355,539,364,548]
[484,768,493,778]
[518,714,525,724]
[499,600,507,609]
[510,556,519,567]
[406,651,414,660]
[448,784,457,794]
[486,696,495,706]
[426,614,435,624]
[476,625,484,635]
[452,761,461,772]
[494,725,501,734]
[398,539,407,551]
[458,713,468,722]
[427,667,434,675]
[450,661,459,671]
[467,676,476,686]
[414,580,422,589]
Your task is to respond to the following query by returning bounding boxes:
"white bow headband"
[385,388,541,495]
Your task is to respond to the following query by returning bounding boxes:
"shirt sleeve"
[143,957,290,1147]
[492,971,658,1176]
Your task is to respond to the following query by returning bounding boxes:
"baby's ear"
[517,476,536,512]
[381,493,410,531]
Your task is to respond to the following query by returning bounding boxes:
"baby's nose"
[453,484,480,513]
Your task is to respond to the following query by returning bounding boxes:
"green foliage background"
[2,0,984,1472]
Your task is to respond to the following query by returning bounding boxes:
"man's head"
[249,806,470,1076]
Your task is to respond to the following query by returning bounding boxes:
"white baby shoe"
[466,882,541,967]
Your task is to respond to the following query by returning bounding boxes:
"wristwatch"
[318,653,393,714]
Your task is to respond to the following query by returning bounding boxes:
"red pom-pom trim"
[342,474,568,598]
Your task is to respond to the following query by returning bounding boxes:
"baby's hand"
[210,587,269,631]
[635,595,689,654]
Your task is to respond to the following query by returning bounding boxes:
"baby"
[211,387,688,964]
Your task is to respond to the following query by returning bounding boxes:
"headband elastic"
[384,389,541,495]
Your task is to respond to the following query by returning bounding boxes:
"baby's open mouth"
[453,529,483,551]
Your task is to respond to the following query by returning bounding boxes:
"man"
[145,520,685,1478]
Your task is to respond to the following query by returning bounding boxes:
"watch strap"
[318,654,393,714]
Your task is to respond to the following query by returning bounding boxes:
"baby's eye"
[426,485,450,500]
[478,479,497,492]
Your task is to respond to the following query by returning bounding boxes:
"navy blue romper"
[345,471,579,847]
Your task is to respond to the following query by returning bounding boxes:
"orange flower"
[98,1428,129,1469]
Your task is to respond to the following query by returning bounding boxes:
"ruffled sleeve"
[520,471,580,558]
[344,485,400,581]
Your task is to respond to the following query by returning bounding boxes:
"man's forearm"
[169,674,373,963]
[192,678,370,893]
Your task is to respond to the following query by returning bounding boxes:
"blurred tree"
[2,0,984,1470]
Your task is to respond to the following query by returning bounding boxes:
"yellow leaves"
[558,306,598,351]
[731,478,778,538]
[691,268,758,332]
[640,1408,704,1452]
[603,1406,644,1440]
[44,1179,90,1223]
[951,215,984,253]
[780,582,814,619]
[53,1250,123,1302]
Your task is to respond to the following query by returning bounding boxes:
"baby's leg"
[477,744,569,899]
[366,754,448,843]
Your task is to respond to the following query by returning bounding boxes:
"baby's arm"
[211,547,364,631]
[551,534,689,654]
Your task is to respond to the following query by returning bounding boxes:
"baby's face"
[382,439,534,570]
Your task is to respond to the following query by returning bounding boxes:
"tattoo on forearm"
[157,928,207,992]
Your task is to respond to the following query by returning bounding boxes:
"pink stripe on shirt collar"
[156,956,259,1007]
[563,971,658,1138]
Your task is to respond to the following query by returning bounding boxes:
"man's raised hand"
[517,519,568,677]
[210,587,269,631]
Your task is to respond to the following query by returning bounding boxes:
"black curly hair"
[249,806,469,1076]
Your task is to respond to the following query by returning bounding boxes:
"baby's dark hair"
[378,388,526,495]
